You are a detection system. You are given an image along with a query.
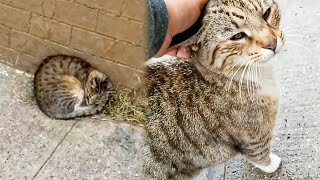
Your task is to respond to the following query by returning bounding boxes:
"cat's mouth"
[260,36,284,63]
[260,49,275,63]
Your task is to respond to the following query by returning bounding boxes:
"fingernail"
[184,47,191,52]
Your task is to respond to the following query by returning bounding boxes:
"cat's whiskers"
[252,62,259,101]
[257,62,262,80]
[286,34,308,38]
[282,24,315,32]
[246,62,261,102]
[254,62,259,88]
[227,58,248,92]
[226,59,242,75]
[284,30,313,35]
[251,62,257,100]
[239,60,251,100]
[282,24,295,31]
[283,29,300,33]
[250,62,257,102]
[247,62,255,102]
[246,63,251,96]
[282,24,297,31]
[250,63,255,95]
[286,40,312,54]
[251,63,256,96]
[284,27,316,33]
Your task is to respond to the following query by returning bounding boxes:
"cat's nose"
[261,38,277,51]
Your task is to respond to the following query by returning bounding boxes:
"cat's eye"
[230,32,247,41]
[263,8,271,21]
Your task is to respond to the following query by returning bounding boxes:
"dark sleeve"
[147,0,168,58]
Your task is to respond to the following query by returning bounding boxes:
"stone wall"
[0,0,146,88]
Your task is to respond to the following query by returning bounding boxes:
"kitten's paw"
[254,153,282,173]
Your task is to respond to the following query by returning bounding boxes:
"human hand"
[155,0,209,58]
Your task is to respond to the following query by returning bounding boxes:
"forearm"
[147,0,209,58]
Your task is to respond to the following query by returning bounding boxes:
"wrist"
[197,0,209,8]
[164,0,180,36]
[164,0,208,36]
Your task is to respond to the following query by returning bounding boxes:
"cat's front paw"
[254,153,282,173]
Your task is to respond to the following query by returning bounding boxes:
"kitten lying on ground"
[33,55,114,120]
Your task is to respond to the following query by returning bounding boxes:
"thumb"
[176,46,192,58]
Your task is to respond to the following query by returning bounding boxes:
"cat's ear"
[90,78,97,88]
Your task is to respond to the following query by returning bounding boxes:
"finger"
[167,44,180,50]
[198,0,209,9]
[154,40,171,58]
[154,34,173,58]
[165,48,178,56]
[176,46,191,58]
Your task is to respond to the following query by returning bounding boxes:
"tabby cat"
[144,0,285,179]
[34,55,113,120]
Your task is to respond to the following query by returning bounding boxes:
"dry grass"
[103,88,147,126]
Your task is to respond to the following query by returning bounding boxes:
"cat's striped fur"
[34,55,113,120]
[144,0,285,179]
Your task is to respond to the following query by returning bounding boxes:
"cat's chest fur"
[257,67,280,101]
[146,58,279,122]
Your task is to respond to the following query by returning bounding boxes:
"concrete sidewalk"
[1,0,320,179]
[0,64,145,180]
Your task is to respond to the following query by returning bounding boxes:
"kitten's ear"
[90,78,97,88]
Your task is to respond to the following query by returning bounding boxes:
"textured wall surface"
[0,0,146,88]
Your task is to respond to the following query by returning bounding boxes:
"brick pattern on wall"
[0,0,146,88]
